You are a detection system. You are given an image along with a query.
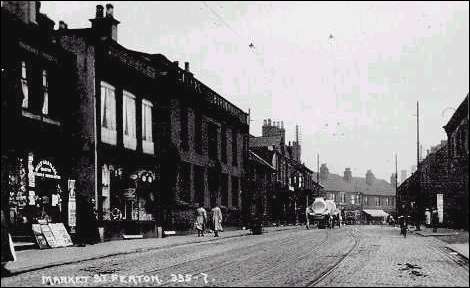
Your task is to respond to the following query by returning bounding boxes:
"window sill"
[101,127,117,145]
[142,140,154,155]
[22,110,61,126]
[124,135,137,150]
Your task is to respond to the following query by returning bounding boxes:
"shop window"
[231,176,239,207]
[100,81,116,145]
[221,125,227,163]
[208,123,218,160]
[41,69,48,115]
[180,162,191,202]
[21,61,29,109]
[123,90,137,150]
[232,129,238,166]
[142,99,154,154]
[180,105,189,151]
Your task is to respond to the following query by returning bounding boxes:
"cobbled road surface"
[1,225,468,287]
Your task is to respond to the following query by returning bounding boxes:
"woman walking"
[211,205,223,237]
[195,204,207,237]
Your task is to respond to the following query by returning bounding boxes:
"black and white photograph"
[1,1,468,287]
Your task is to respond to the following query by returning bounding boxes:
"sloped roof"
[312,172,395,196]
[249,151,275,170]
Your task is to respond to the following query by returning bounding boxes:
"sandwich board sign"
[49,223,73,247]
[32,224,49,249]
[40,224,59,248]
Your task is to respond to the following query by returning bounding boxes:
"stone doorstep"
[8,226,299,275]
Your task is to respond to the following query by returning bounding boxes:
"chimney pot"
[184,62,190,72]
[58,20,68,30]
[105,4,114,18]
[96,5,104,18]
[173,61,179,67]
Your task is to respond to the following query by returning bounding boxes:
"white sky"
[42,1,469,181]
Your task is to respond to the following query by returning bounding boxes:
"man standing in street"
[432,207,439,233]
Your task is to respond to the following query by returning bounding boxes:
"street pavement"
[1,225,468,287]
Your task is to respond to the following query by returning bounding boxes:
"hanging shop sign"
[34,160,61,180]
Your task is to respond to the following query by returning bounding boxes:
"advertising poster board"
[437,194,444,224]
[32,224,49,249]
[49,223,73,247]
[68,179,76,229]
[40,224,59,248]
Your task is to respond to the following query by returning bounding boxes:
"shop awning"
[362,209,389,218]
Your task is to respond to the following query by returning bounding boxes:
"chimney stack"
[263,119,267,126]
[281,121,284,129]
[90,3,119,41]
[96,4,104,18]
[184,62,190,72]
[105,4,114,18]
[268,119,271,126]
[344,168,352,183]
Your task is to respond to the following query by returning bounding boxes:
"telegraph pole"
[416,101,421,231]
[395,153,398,221]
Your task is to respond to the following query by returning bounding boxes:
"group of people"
[194,204,223,237]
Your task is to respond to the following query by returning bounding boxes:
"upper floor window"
[21,61,29,109]
[195,112,203,154]
[363,196,368,205]
[123,90,136,150]
[375,197,380,206]
[41,69,48,115]
[221,125,227,163]
[232,129,238,166]
[180,105,189,151]
[208,123,218,161]
[340,192,345,203]
[385,197,390,206]
[100,81,116,145]
[142,99,154,154]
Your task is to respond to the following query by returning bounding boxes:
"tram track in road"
[155,228,331,287]
[306,227,361,287]
[141,228,308,278]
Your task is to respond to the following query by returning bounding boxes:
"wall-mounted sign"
[34,160,61,179]
[68,179,76,228]
[436,194,444,224]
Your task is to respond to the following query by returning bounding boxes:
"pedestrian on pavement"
[399,215,408,238]
[195,203,207,237]
[1,210,16,277]
[211,205,223,237]
[76,195,101,246]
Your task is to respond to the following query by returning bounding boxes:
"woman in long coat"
[211,206,223,237]
[195,204,207,237]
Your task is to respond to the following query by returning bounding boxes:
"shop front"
[99,163,159,240]
[7,151,71,240]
